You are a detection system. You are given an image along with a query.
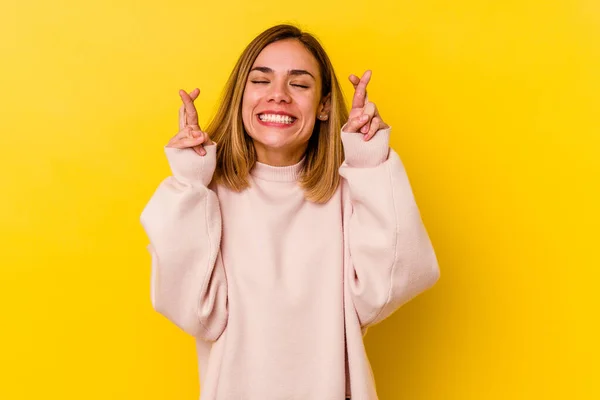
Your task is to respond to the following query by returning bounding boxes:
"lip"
[256,112,298,128]
[257,110,297,118]
[256,110,298,128]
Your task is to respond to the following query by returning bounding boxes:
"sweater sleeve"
[339,128,440,328]
[140,143,227,341]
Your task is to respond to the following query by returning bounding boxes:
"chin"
[251,129,294,149]
[255,137,290,151]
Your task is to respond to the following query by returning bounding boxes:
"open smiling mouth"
[257,113,298,127]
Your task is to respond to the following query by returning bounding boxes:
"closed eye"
[250,80,309,89]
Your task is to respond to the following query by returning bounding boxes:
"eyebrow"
[250,66,315,80]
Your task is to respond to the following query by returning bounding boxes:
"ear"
[317,93,332,121]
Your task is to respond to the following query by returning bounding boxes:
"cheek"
[298,96,320,121]
[241,91,255,122]
[241,88,251,112]
[241,88,265,138]
[242,88,263,116]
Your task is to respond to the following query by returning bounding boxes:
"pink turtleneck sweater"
[140,128,440,399]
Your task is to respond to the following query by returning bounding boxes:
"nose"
[267,80,292,104]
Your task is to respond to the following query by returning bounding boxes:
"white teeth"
[259,114,295,124]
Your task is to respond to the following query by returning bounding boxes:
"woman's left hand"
[343,70,389,141]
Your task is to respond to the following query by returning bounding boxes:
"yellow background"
[1,0,598,398]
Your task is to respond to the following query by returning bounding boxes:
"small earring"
[319,114,328,120]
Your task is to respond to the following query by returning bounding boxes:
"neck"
[253,142,308,166]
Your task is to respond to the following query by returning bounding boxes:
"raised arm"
[140,89,227,341]
[341,72,440,328]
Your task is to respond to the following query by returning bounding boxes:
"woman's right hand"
[167,88,213,156]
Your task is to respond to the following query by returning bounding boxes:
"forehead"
[252,39,320,76]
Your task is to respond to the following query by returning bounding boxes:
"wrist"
[341,127,391,168]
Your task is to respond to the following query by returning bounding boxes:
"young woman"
[141,24,440,400]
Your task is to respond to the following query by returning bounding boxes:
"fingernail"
[360,115,369,121]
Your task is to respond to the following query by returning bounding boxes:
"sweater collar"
[250,157,305,182]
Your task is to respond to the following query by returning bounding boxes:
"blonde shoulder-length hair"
[205,24,348,204]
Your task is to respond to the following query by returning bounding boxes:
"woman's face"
[242,39,326,166]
